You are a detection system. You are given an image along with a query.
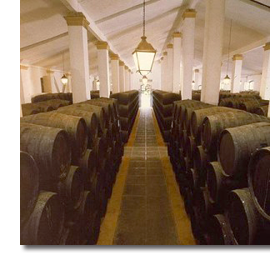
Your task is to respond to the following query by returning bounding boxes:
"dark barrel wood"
[193,145,210,187]
[201,111,270,153]
[21,112,88,162]
[20,123,71,181]
[226,188,259,245]
[248,147,270,222]
[185,136,196,161]
[254,105,268,116]
[207,214,236,245]
[218,122,270,177]
[97,97,119,119]
[57,166,84,210]
[206,161,242,204]
[20,151,39,226]
[190,106,236,139]
[219,97,257,109]
[72,103,106,135]
[75,191,98,244]
[56,107,98,149]
[21,191,65,245]
[239,100,261,113]
[78,148,97,189]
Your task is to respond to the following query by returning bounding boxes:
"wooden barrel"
[75,191,97,244]
[78,148,97,189]
[21,191,65,245]
[71,103,106,135]
[254,105,268,116]
[20,123,71,181]
[219,97,256,109]
[56,107,98,149]
[201,111,270,153]
[21,103,46,116]
[206,161,242,204]
[248,147,270,223]
[226,188,259,245]
[59,225,81,245]
[185,136,196,161]
[57,166,84,210]
[98,97,119,120]
[186,167,199,191]
[84,100,112,126]
[20,151,39,226]
[239,100,261,113]
[193,145,210,187]
[190,106,235,139]
[183,104,213,133]
[193,187,217,231]
[207,214,236,245]
[218,122,270,177]
[21,112,88,162]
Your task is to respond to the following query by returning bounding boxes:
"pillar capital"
[194,69,200,73]
[46,69,55,74]
[110,53,119,60]
[232,54,243,61]
[64,12,90,30]
[125,65,128,70]
[96,41,109,50]
[264,42,270,51]
[173,32,182,38]
[183,9,197,19]
[119,60,125,66]
[163,51,168,56]
[20,64,29,70]
[167,43,173,49]
[160,57,164,60]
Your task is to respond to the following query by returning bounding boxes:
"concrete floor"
[97,107,195,245]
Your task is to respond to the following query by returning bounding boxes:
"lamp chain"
[226,19,233,75]
[143,0,145,37]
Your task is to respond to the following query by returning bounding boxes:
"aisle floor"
[98,107,195,245]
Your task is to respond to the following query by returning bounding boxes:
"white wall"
[20,65,70,103]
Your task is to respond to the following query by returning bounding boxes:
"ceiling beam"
[96,0,160,24]
[239,0,270,12]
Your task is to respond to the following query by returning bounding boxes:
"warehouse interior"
[20,0,270,246]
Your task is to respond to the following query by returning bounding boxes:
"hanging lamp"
[61,53,68,85]
[132,0,157,76]
[223,19,233,85]
[142,75,148,85]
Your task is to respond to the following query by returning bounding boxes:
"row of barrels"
[20,97,124,245]
[31,92,73,104]
[219,95,269,117]
[168,98,270,244]
[111,90,139,143]
[21,99,71,116]
[152,90,182,142]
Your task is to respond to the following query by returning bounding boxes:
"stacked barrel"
[152,90,182,142]
[111,90,139,143]
[20,97,124,245]
[168,99,270,245]
[31,92,73,104]
[21,99,71,116]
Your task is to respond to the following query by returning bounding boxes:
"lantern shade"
[61,74,68,85]
[223,74,231,85]
[132,36,156,76]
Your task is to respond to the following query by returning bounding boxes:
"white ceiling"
[20,0,270,77]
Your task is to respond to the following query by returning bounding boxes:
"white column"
[66,73,72,92]
[20,65,27,104]
[163,52,168,91]
[167,43,174,92]
[200,0,225,105]
[182,9,196,100]
[96,41,110,98]
[194,69,201,90]
[160,57,164,89]
[129,69,132,90]
[110,53,120,94]
[173,32,182,94]
[125,66,129,91]
[260,43,270,100]
[231,54,243,93]
[65,13,90,102]
[119,60,125,92]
